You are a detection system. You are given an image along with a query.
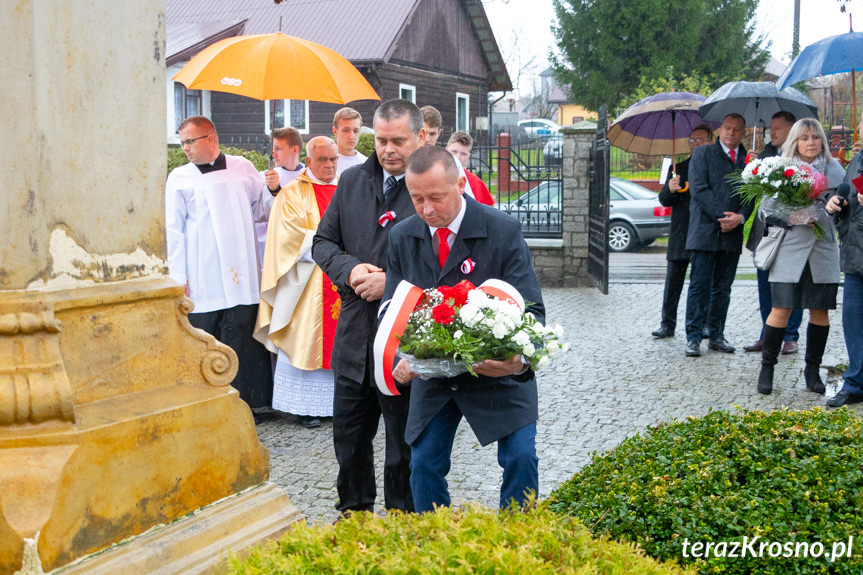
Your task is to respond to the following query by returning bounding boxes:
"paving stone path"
[256,280,859,524]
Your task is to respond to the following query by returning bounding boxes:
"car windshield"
[611,179,657,200]
[520,182,560,204]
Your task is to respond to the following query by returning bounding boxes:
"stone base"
[52,482,302,575]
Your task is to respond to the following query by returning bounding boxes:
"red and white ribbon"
[374,280,424,395]
[478,278,525,312]
[460,258,476,274]
[378,211,396,227]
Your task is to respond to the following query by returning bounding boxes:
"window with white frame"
[265,99,309,134]
[456,93,469,131]
[167,63,211,142]
[399,84,416,103]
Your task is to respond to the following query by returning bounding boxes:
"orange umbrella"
[172,32,380,104]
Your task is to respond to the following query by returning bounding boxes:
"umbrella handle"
[679,182,689,192]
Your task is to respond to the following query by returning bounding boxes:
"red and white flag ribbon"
[378,211,396,227]
[478,278,525,312]
[460,258,476,274]
[374,280,424,395]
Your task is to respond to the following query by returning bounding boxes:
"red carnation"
[431,303,455,324]
[745,153,753,164]
[752,166,759,175]
[784,169,795,178]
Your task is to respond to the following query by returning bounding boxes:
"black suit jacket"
[658,157,692,262]
[384,197,545,446]
[313,153,417,383]
[686,139,752,253]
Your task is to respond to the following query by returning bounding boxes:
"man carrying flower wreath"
[384,145,545,513]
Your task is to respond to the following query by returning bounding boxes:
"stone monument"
[0,2,300,573]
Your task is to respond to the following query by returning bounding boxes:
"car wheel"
[608,221,636,252]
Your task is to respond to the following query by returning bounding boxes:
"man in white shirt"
[257,127,306,265]
[333,107,367,176]
[420,105,442,146]
[165,115,274,409]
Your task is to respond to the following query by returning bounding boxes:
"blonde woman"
[756,118,844,395]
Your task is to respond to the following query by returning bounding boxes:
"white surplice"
[166,154,272,313]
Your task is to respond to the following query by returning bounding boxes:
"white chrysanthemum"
[536,355,550,369]
[492,321,510,339]
[772,180,783,188]
[459,303,481,325]
[454,329,463,339]
[522,342,536,357]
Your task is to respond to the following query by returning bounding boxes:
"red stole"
[313,183,339,368]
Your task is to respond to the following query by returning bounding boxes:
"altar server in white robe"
[166,115,275,409]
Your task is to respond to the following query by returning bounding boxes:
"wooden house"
[166,0,511,150]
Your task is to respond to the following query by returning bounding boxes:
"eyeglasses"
[180,134,209,147]
[688,137,707,144]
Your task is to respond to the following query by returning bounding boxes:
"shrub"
[547,408,863,574]
[228,504,693,574]
[166,145,270,176]
[356,131,375,158]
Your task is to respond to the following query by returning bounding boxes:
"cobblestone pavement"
[256,279,861,525]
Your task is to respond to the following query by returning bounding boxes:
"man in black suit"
[683,113,753,357]
[386,145,545,512]
[651,124,712,339]
[313,99,426,515]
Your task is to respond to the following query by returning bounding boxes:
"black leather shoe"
[781,340,799,354]
[827,389,863,408]
[298,415,322,428]
[685,340,701,357]
[708,337,736,353]
[652,326,674,338]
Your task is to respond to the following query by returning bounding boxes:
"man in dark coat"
[651,124,712,339]
[312,99,426,515]
[742,111,803,355]
[386,145,544,512]
[683,113,753,357]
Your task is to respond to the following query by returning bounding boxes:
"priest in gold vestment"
[255,136,341,428]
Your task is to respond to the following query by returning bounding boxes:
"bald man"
[256,136,341,428]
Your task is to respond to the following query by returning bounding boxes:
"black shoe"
[827,389,863,408]
[685,340,701,357]
[298,415,322,428]
[708,337,736,353]
[781,340,799,355]
[804,365,826,395]
[757,364,774,395]
[652,326,674,338]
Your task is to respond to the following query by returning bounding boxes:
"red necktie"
[436,228,450,268]
[729,149,736,163]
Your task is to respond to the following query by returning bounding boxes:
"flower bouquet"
[730,156,828,237]
[397,280,566,378]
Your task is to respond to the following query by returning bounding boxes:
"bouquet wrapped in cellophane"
[730,156,828,237]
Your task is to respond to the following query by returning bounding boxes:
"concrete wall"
[0,1,167,291]
[528,122,595,287]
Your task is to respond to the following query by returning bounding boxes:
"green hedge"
[356,132,375,158]
[547,408,863,574]
[167,146,270,176]
[228,504,693,574]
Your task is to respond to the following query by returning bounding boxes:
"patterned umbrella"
[609,92,718,184]
[776,27,863,144]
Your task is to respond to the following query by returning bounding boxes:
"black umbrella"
[699,81,819,148]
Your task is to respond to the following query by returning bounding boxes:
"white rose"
[459,303,480,325]
[536,355,550,369]
[454,330,463,339]
[522,342,536,357]
[492,321,510,339]
[553,324,565,338]
[467,289,490,308]
[513,330,531,346]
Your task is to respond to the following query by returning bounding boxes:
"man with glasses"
[651,124,712,339]
[166,115,274,410]
[256,137,341,429]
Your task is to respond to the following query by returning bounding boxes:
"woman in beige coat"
[757,118,844,395]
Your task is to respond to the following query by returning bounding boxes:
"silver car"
[500,180,561,235]
[608,177,671,252]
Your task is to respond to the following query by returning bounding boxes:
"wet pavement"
[256,250,859,524]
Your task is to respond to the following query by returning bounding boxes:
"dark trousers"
[409,399,537,512]
[756,268,803,341]
[685,250,740,342]
[659,259,689,331]
[842,273,863,395]
[189,304,273,408]
[333,363,413,513]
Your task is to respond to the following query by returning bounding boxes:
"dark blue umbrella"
[776,27,863,142]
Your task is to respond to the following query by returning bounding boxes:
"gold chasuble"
[255,169,339,370]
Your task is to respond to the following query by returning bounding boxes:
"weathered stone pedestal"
[0,280,302,574]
